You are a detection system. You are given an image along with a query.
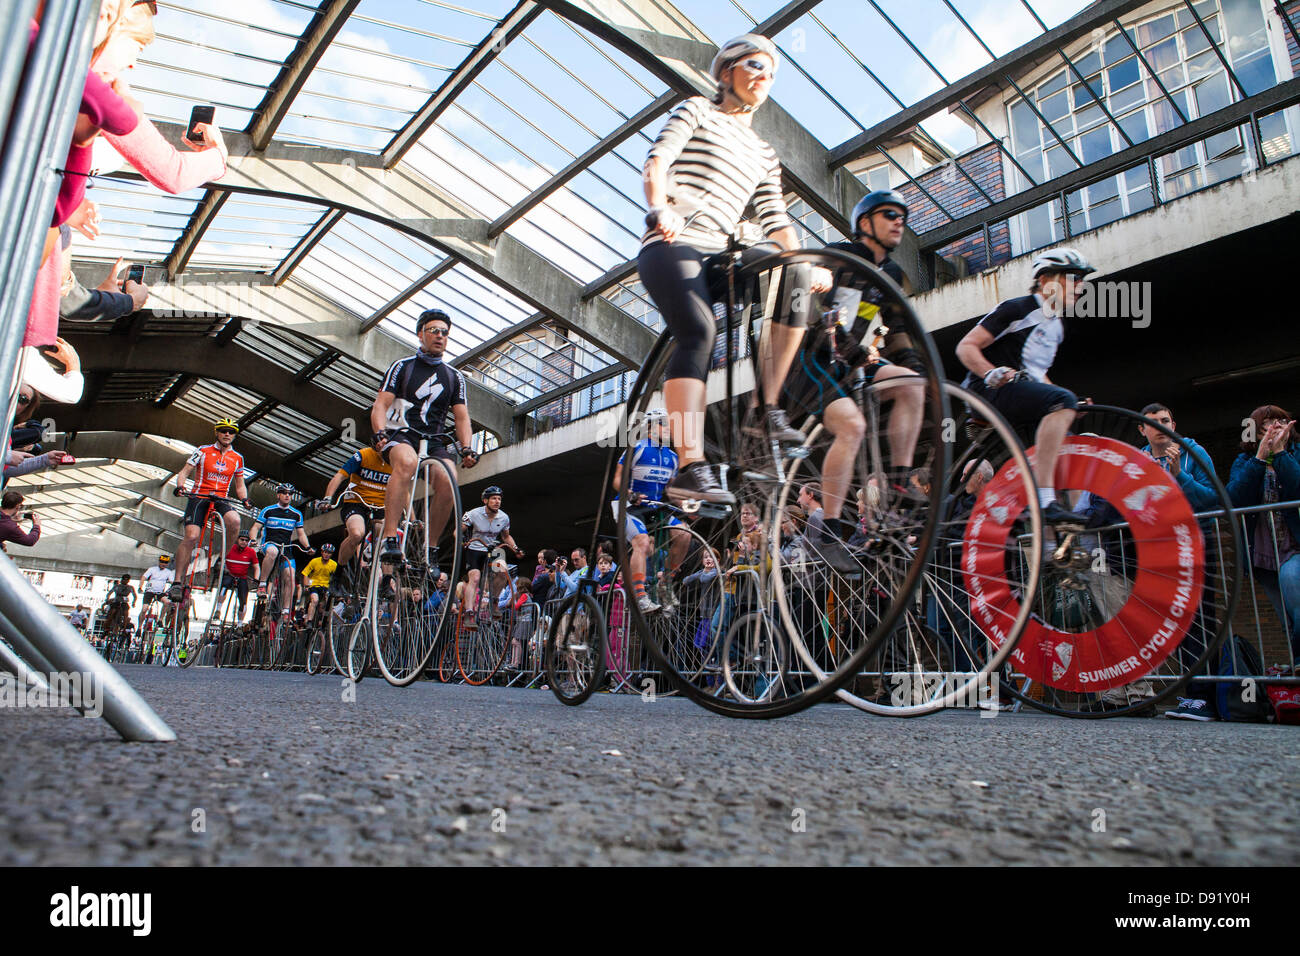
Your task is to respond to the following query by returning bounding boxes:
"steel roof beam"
[382,1,542,167]
[248,0,362,150]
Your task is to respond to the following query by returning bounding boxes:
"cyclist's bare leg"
[338,513,366,568]
[382,443,419,540]
[665,378,707,465]
[668,525,690,572]
[464,568,480,616]
[173,523,202,586]
[820,395,866,520]
[221,507,241,547]
[279,563,294,614]
[874,365,923,468]
[1033,407,1076,492]
[760,322,804,411]
[429,458,456,544]
[257,545,280,588]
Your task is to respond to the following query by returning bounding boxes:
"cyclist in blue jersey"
[611,409,689,614]
[251,483,312,609]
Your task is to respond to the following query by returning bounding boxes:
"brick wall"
[898,141,1013,274]
[1285,2,1300,76]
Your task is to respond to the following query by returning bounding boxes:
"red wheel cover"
[962,436,1204,692]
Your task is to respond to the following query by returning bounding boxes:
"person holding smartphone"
[0,491,40,548]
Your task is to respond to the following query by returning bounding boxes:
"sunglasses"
[16,393,33,406]
[216,428,237,435]
[878,209,906,221]
[735,58,773,79]
[421,326,450,337]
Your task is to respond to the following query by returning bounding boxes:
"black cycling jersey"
[107,583,134,604]
[962,294,1063,388]
[255,504,304,547]
[380,352,467,436]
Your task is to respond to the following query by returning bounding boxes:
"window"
[1004,1,1280,255]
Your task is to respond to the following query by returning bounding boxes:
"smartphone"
[186,105,215,142]
[24,511,33,520]
[126,264,145,284]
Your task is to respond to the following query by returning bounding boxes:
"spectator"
[60,251,148,322]
[531,549,560,606]
[593,552,617,588]
[68,604,88,633]
[1227,405,1299,661]
[425,573,450,617]
[1136,403,1219,511]
[4,385,71,484]
[0,491,40,548]
[558,547,590,597]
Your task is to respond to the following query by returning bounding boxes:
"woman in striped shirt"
[639,34,831,507]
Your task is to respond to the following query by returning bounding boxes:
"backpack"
[1214,634,1271,722]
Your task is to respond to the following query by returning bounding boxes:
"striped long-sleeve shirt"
[643,96,793,254]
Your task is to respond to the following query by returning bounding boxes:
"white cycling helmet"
[709,33,779,82]
[645,407,669,424]
[21,337,83,405]
[1031,247,1094,279]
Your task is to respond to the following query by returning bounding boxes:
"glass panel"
[1147,36,1180,73]
[1107,57,1140,94]
[1124,165,1155,213]
[1221,0,1274,93]
[1151,91,1189,134]
[1040,90,1069,123]
[1118,106,1150,143]
[1080,125,1114,163]
[1205,128,1242,160]
[1086,196,1123,229]
[1075,103,1103,131]
[1025,202,1056,249]
[1045,144,1074,177]
[1038,71,1068,97]
[1135,14,1175,48]
[1194,72,1231,117]
[1075,50,1101,77]
[1186,49,1220,84]
[1258,110,1297,163]
[1010,99,1039,152]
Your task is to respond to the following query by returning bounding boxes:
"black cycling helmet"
[482,485,502,501]
[851,189,908,238]
[416,309,452,333]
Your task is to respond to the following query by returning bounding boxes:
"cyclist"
[219,531,258,622]
[251,483,312,616]
[170,417,252,602]
[956,247,1095,526]
[461,485,522,627]
[322,435,391,592]
[371,308,478,566]
[638,33,832,508]
[782,189,927,564]
[103,574,135,645]
[137,553,173,629]
[610,408,689,614]
[300,543,337,626]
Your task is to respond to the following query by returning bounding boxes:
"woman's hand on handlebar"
[646,207,684,243]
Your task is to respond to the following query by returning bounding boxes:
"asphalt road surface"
[3,666,1296,865]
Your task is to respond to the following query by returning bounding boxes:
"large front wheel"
[545,593,606,705]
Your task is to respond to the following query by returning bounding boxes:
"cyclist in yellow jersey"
[322,435,392,591]
[300,543,338,626]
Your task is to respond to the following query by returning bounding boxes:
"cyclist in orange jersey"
[169,417,251,601]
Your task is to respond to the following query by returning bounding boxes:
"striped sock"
[632,572,647,599]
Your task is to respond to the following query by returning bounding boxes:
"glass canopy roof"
[79,0,1297,500]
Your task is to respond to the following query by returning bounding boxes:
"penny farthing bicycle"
[988,405,1242,718]
[610,233,952,719]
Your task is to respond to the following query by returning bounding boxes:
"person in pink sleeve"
[25,1,228,351]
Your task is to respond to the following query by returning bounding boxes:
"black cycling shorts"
[184,496,235,528]
[972,377,1078,427]
[340,501,383,528]
[462,548,496,576]
[638,241,813,383]
[782,346,890,419]
[382,429,456,462]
